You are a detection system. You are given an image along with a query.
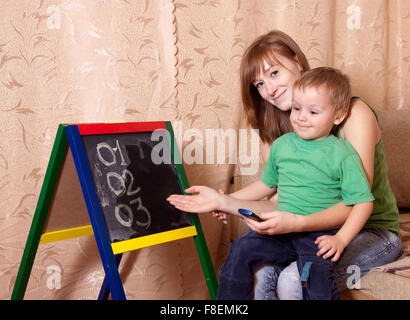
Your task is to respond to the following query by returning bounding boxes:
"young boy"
[167,67,374,300]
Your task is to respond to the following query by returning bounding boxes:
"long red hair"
[240,30,310,144]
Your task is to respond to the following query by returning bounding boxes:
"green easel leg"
[190,214,219,299]
[164,121,219,299]
[11,125,68,300]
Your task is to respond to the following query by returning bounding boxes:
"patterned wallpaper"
[0,0,409,299]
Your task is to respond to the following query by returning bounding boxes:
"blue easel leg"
[98,254,123,300]
[65,125,126,300]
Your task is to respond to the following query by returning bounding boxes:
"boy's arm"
[230,179,276,200]
[219,183,277,215]
[167,180,276,216]
[316,201,373,262]
[316,145,375,262]
[212,179,277,224]
[335,201,373,247]
[226,140,278,211]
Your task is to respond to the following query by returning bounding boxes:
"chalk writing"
[82,131,192,243]
[96,140,151,230]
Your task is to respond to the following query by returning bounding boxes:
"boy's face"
[290,86,344,140]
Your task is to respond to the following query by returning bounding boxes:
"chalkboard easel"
[11,121,218,300]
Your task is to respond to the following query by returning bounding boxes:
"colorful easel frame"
[11,121,218,300]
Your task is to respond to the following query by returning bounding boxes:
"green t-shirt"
[261,132,374,216]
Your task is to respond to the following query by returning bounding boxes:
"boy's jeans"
[217,230,339,300]
[254,228,402,300]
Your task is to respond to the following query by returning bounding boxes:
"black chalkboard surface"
[82,131,192,243]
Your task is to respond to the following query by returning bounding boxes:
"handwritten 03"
[96,139,151,230]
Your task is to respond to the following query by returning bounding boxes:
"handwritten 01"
[96,140,151,229]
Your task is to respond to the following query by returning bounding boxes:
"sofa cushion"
[378,110,410,208]
[344,212,410,299]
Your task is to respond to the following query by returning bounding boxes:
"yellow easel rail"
[39,225,198,255]
[40,225,94,244]
[111,226,198,254]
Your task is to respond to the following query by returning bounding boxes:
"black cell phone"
[238,208,264,222]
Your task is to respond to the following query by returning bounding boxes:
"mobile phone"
[238,208,264,222]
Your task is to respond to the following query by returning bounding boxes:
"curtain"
[1,0,408,299]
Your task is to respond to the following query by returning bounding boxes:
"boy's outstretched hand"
[315,234,346,262]
[167,185,221,213]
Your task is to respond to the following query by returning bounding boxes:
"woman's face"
[252,55,302,111]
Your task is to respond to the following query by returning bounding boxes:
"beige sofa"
[233,109,410,300]
[343,110,410,300]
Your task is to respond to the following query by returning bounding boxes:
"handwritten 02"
[96,139,151,229]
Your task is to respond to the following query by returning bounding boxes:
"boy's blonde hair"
[293,67,351,115]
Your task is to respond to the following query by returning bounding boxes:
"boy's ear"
[333,110,348,125]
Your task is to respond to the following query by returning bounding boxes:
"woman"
[239,30,401,300]
[169,30,402,299]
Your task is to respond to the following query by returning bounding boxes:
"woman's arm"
[260,141,271,164]
[245,201,352,235]
[339,99,380,186]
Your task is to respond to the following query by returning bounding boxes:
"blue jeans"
[254,228,402,300]
[217,230,339,300]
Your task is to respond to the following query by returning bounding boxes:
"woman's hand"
[211,189,229,224]
[167,185,222,213]
[212,211,228,224]
[244,210,302,235]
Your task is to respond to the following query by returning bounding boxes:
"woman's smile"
[273,89,286,102]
